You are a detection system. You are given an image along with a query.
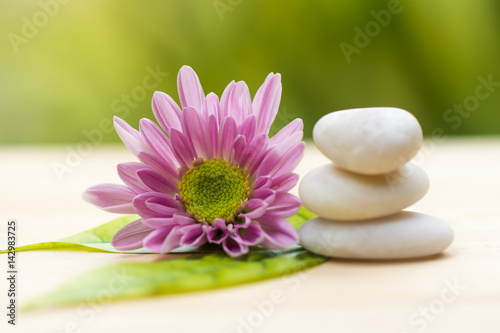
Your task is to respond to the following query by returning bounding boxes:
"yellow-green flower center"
[179,158,251,224]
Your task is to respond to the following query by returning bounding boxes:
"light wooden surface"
[2,138,500,333]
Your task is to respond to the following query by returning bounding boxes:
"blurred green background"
[1,0,499,144]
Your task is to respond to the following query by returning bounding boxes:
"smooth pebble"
[299,211,454,259]
[313,107,423,175]
[299,162,429,221]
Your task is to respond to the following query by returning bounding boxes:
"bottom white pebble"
[299,211,454,260]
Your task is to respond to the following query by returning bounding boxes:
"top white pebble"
[313,107,423,175]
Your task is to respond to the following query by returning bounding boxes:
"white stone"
[299,211,454,259]
[313,107,423,175]
[299,163,429,221]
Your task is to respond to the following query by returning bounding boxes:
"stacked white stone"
[298,107,454,259]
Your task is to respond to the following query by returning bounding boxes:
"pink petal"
[220,81,252,125]
[218,117,238,161]
[136,168,178,195]
[265,192,301,217]
[207,114,219,159]
[142,213,195,229]
[114,117,153,158]
[145,204,179,217]
[270,173,300,193]
[242,199,268,219]
[233,82,253,120]
[180,224,207,247]
[257,142,305,178]
[207,219,228,244]
[251,188,276,205]
[252,73,282,134]
[177,65,205,110]
[241,133,269,174]
[173,213,197,225]
[117,162,150,194]
[142,217,176,228]
[181,107,210,159]
[252,176,271,191]
[238,115,257,144]
[170,129,196,167]
[219,80,235,120]
[269,118,303,147]
[151,91,182,135]
[235,222,264,246]
[223,234,249,258]
[82,183,137,214]
[143,225,180,253]
[139,118,178,167]
[111,219,153,251]
[138,152,180,183]
[232,135,246,166]
[204,93,220,123]
[133,192,181,218]
[258,215,299,249]
[252,174,299,194]
[269,130,304,159]
[159,226,184,253]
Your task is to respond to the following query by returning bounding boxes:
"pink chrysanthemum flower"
[83,66,304,257]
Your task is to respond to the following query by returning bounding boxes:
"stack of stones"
[298,107,454,260]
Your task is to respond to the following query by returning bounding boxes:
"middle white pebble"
[299,162,429,221]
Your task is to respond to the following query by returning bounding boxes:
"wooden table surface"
[2,138,500,333]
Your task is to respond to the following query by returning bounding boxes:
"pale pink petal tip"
[151,91,182,134]
[253,73,282,134]
[113,116,152,157]
[82,183,137,214]
[177,65,205,110]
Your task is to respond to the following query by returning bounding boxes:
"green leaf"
[0,215,200,254]
[23,248,326,311]
[16,206,325,311]
[0,215,149,254]
[0,207,316,254]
